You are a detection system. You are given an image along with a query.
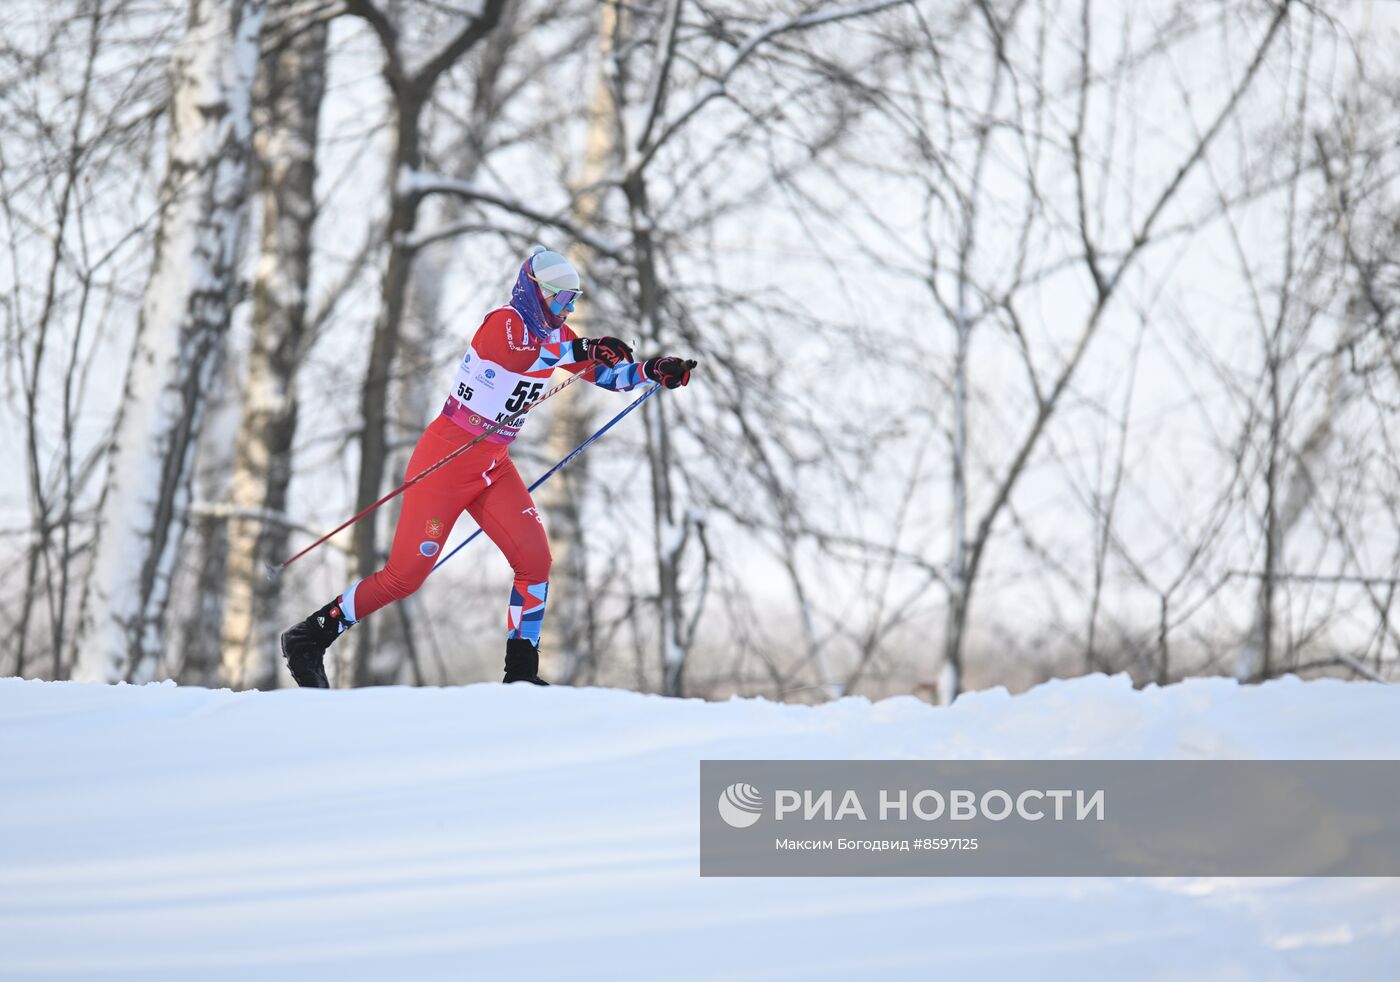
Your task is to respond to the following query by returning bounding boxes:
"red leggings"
[340,415,550,639]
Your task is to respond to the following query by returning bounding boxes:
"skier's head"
[526,247,581,326]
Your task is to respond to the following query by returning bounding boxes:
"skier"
[280,248,696,687]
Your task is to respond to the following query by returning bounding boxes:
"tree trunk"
[221,11,329,690]
[337,0,507,687]
[540,0,623,684]
[367,230,439,686]
[368,4,522,685]
[172,353,242,685]
[941,299,971,706]
[346,95,423,687]
[1237,349,1346,680]
[621,170,690,696]
[75,0,267,683]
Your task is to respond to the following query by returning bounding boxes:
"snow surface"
[1,673,1397,980]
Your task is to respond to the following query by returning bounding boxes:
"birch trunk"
[220,12,328,690]
[75,0,267,683]
[540,0,623,684]
[172,354,242,685]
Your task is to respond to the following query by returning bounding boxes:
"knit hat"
[528,247,580,294]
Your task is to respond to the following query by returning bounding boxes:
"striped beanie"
[528,246,580,294]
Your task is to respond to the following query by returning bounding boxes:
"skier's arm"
[524,330,696,391]
[574,353,696,391]
[521,336,628,375]
[540,334,649,392]
[568,349,697,391]
[586,359,648,392]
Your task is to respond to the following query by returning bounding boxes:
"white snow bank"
[1,673,1397,980]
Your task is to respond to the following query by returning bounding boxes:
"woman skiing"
[280,248,696,687]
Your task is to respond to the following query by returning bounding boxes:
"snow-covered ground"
[1,673,1397,980]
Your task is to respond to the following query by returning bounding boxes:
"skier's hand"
[642,356,697,389]
[581,336,634,368]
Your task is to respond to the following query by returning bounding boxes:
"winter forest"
[4,0,1399,702]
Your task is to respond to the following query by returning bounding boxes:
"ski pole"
[269,365,592,577]
[430,382,662,573]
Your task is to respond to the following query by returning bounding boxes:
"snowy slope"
[1,674,1398,981]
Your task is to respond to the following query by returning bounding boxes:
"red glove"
[579,336,634,368]
[642,356,696,389]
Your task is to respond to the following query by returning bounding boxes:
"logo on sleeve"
[505,315,531,351]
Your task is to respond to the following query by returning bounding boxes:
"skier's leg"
[281,421,476,686]
[339,479,460,624]
[465,454,552,683]
[338,432,475,623]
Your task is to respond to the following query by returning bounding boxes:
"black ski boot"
[503,637,549,686]
[280,597,351,688]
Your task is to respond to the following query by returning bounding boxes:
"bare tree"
[841,0,1300,701]
[337,0,509,686]
[8,0,1396,698]
[72,0,268,682]
[537,0,625,685]
[220,4,331,690]
[403,0,914,695]
[1,0,181,680]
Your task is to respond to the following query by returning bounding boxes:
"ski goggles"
[541,287,579,316]
[529,273,582,309]
[548,288,580,313]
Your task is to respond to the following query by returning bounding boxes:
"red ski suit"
[338,305,646,641]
